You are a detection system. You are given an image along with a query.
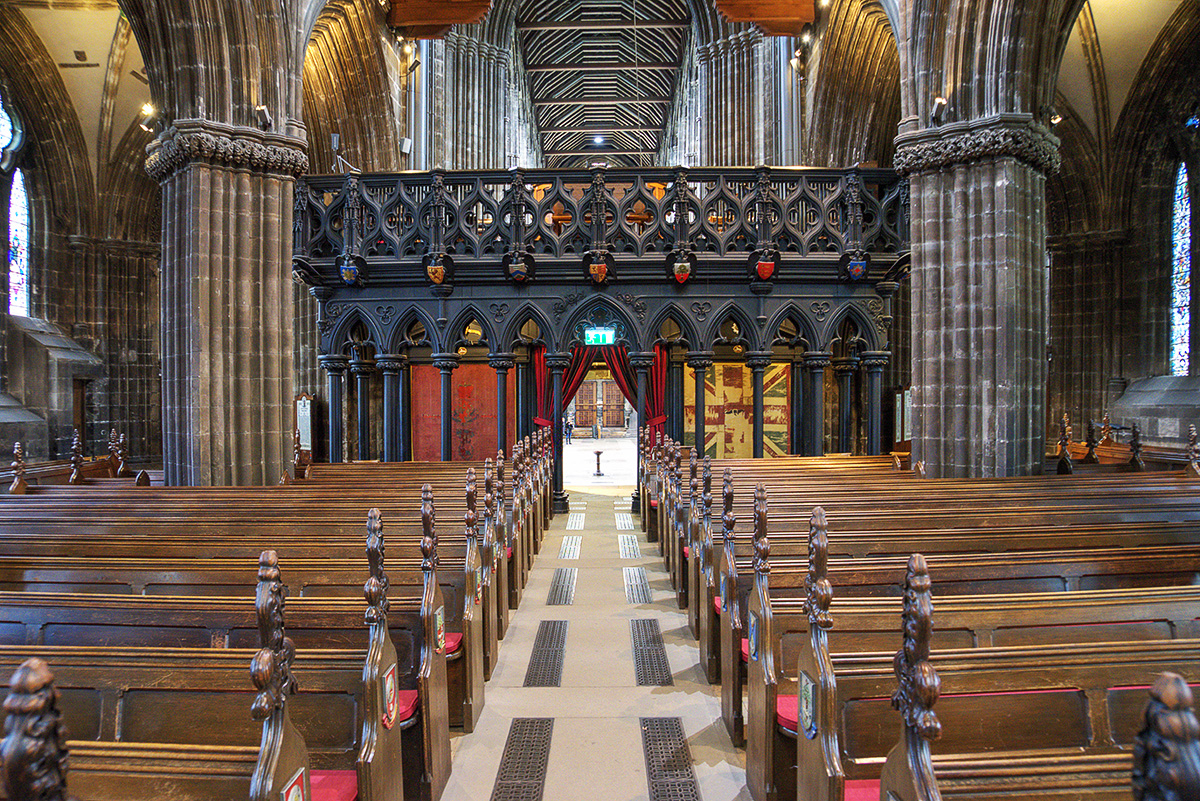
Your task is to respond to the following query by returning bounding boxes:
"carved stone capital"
[832,356,860,375]
[489,352,516,372]
[376,354,408,373]
[545,352,572,372]
[318,354,350,374]
[145,119,309,183]
[744,351,773,371]
[685,351,714,371]
[859,351,889,370]
[629,352,656,371]
[803,351,832,370]
[894,115,1060,176]
[432,353,460,372]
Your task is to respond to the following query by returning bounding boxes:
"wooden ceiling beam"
[387,0,491,37]
[534,95,671,106]
[518,19,689,30]
[713,0,815,36]
[526,61,677,72]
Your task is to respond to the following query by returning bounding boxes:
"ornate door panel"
[576,382,595,427]
[603,382,624,427]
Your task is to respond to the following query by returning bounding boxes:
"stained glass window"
[8,169,28,317]
[1171,162,1192,376]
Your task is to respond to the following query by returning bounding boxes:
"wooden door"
[576,382,595,427]
[603,382,624,427]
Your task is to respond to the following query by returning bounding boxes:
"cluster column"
[789,357,805,455]
[745,352,773,458]
[686,351,713,456]
[377,355,408,462]
[432,353,460,461]
[546,352,571,514]
[319,354,349,463]
[833,356,859,454]
[630,351,656,508]
[803,351,831,456]
[148,120,305,485]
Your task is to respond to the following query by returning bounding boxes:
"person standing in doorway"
[564,417,573,444]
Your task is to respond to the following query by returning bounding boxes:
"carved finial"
[116,433,132,478]
[891,554,941,741]
[1130,423,1146,472]
[722,469,735,546]
[67,430,84,485]
[1082,418,1099,464]
[465,467,478,541]
[1057,413,1074,474]
[107,428,119,476]
[364,508,389,624]
[421,483,437,571]
[1,657,69,801]
[702,456,712,520]
[1133,672,1200,801]
[1190,425,1198,463]
[293,428,302,473]
[689,447,697,483]
[1101,412,1113,445]
[251,550,298,720]
[9,443,27,495]
[752,484,769,576]
[134,469,151,487]
[804,507,833,629]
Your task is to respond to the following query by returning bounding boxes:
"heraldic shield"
[839,251,871,281]
[666,251,696,285]
[503,251,535,284]
[583,252,615,286]
[423,253,454,286]
[749,248,778,282]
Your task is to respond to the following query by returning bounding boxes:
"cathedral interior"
[0,0,1198,799]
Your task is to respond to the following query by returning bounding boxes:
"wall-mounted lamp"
[930,96,948,126]
[407,58,421,74]
[138,102,158,133]
[1049,112,1063,126]
[254,104,272,131]
[403,42,414,57]
[800,24,813,45]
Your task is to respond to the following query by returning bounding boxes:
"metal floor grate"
[558,536,581,559]
[523,621,568,687]
[615,512,635,530]
[631,618,674,686]
[546,568,577,605]
[640,717,700,801]
[490,717,555,801]
[566,512,585,530]
[569,501,587,510]
[623,566,652,603]
[618,533,641,559]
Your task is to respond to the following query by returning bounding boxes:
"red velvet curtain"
[601,345,668,440]
[533,345,550,427]
[562,346,597,410]
[534,344,597,427]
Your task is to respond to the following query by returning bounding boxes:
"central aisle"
[444,491,749,800]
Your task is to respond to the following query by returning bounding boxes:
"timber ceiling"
[516,0,689,168]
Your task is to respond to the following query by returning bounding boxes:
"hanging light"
[594,135,605,145]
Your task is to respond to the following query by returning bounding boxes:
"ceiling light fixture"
[594,135,605,145]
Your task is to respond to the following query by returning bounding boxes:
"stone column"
[377,355,406,462]
[515,358,529,441]
[546,352,570,514]
[432,353,459,461]
[630,351,656,510]
[833,356,859,454]
[349,346,375,461]
[686,352,713,456]
[789,357,804,455]
[489,352,515,455]
[745,352,773,458]
[668,351,685,441]
[319,354,348,463]
[147,120,305,485]
[804,352,831,456]
[895,119,1056,477]
[860,352,889,456]
[400,359,413,461]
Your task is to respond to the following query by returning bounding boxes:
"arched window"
[0,89,28,318]
[1171,162,1192,375]
[8,168,28,317]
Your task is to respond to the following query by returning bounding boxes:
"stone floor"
[444,486,749,800]
[561,434,638,493]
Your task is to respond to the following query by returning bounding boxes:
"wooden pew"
[870,559,1200,801]
[745,505,1200,801]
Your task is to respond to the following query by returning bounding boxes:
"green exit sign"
[584,327,615,346]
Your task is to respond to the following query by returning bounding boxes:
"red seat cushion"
[740,638,749,662]
[445,632,463,654]
[395,689,419,723]
[683,546,690,558]
[776,695,798,733]
[845,780,880,801]
[506,546,513,560]
[650,500,658,508]
[310,770,358,801]
[713,596,722,614]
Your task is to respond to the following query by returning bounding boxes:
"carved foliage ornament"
[145,125,308,182]
[894,122,1060,177]
[1,657,69,801]
[251,550,299,720]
